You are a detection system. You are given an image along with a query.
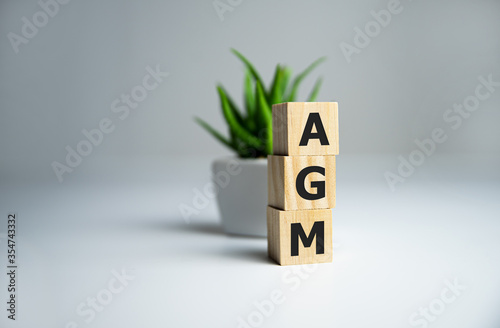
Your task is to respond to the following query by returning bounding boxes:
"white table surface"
[1,154,499,328]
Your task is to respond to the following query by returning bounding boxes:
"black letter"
[291,221,324,256]
[299,113,329,146]
[296,166,325,200]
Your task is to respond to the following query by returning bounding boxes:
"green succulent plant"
[195,49,326,158]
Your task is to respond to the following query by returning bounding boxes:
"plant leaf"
[307,77,323,102]
[253,81,270,131]
[286,56,326,102]
[256,81,273,155]
[217,86,263,149]
[280,66,292,100]
[269,64,285,105]
[243,70,256,131]
[231,49,266,90]
[219,84,245,126]
[194,117,236,151]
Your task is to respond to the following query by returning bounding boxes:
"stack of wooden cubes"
[267,102,339,265]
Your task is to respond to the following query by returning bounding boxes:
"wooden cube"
[267,206,333,265]
[273,102,339,156]
[268,155,335,211]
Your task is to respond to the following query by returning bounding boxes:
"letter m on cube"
[267,206,333,265]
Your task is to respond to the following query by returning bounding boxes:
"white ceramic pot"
[212,157,267,237]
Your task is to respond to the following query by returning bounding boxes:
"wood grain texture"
[272,102,339,156]
[267,206,333,266]
[268,155,336,211]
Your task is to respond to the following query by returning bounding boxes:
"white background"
[0,0,499,327]
[1,0,500,181]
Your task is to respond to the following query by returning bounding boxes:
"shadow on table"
[170,220,225,236]
[171,220,272,264]
[221,247,274,265]
[126,217,272,264]
[167,219,267,240]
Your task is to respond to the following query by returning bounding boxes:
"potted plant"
[195,49,325,237]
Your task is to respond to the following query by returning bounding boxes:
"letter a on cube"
[272,102,339,156]
[267,206,333,265]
